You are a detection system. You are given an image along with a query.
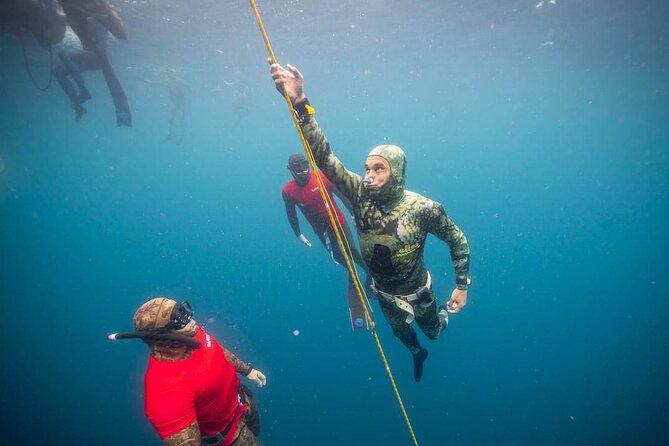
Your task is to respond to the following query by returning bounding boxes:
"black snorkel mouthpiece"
[291,170,310,187]
[107,331,202,349]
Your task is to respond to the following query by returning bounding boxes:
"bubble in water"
[292,329,300,336]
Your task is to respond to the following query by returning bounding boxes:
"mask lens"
[166,301,193,330]
[297,160,309,171]
[289,163,309,174]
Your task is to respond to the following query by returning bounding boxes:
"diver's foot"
[412,348,428,382]
[74,105,87,122]
[76,89,91,105]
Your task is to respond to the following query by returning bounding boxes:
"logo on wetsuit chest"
[205,334,212,348]
[397,243,420,257]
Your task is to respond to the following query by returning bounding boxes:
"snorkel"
[108,298,202,350]
[107,331,202,349]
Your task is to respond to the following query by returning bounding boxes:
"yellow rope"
[248,2,420,445]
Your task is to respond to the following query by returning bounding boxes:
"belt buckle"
[394,297,416,324]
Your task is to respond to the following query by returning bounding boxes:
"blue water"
[1,1,668,444]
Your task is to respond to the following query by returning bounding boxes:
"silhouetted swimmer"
[54,0,131,126]
[136,68,191,143]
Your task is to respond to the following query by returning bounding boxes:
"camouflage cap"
[367,144,406,187]
[133,297,177,332]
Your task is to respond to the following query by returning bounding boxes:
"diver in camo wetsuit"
[270,61,471,382]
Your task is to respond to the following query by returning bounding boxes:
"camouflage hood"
[366,144,406,210]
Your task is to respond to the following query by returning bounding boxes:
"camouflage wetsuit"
[295,99,470,354]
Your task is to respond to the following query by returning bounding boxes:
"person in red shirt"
[132,297,266,446]
[282,153,367,272]
[283,153,373,329]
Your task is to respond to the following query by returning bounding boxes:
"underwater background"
[1,0,667,445]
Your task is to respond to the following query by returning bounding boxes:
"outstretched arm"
[223,347,267,387]
[269,61,362,202]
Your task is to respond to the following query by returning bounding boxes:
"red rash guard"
[144,327,246,445]
[282,170,346,233]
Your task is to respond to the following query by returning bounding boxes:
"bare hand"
[268,58,305,104]
[247,369,266,388]
[446,288,468,313]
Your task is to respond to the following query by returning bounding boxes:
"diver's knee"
[422,322,441,340]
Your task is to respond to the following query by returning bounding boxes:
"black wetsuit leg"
[414,288,441,340]
[53,47,100,121]
[231,384,262,445]
[83,17,132,127]
[52,54,80,106]
[379,297,428,381]
[315,230,329,250]
[378,299,422,355]
[58,48,99,99]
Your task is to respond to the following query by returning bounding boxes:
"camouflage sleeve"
[223,347,253,376]
[300,111,362,204]
[425,202,470,283]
